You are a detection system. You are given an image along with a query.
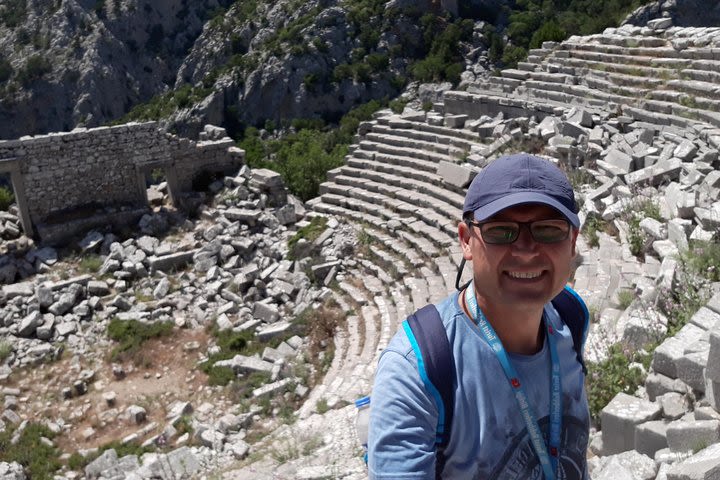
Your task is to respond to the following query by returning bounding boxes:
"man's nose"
[512,224,539,252]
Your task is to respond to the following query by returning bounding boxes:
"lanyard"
[466,284,562,480]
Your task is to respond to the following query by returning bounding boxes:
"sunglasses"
[468,219,571,244]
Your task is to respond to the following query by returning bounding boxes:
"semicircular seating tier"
[302,113,482,413]
[452,25,720,150]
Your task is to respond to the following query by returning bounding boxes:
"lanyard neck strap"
[465,284,562,480]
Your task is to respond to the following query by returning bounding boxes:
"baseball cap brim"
[471,191,580,228]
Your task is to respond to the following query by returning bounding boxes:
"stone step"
[442,90,566,125]
[363,130,469,157]
[404,276,430,312]
[370,123,477,155]
[391,286,413,326]
[346,153,444,184]
[338,280,369,306]
[319,183,455,245]
[376,115,481,143]
[308,199,431,266]
[332,166,463,215]
[344,156,465,205]
[422,266,449,304]
[559,41,720,77]
[358,139,457,165]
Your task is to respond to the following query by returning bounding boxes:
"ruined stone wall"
[0,122,243,239]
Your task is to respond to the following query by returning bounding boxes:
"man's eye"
[485,225,516,239]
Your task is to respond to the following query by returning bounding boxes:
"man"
[368,153,590,479]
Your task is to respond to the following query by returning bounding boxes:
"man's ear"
[458,221,473,261]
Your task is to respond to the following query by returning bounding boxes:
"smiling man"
[368,153,590,479]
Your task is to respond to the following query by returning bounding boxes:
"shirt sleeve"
[367,347,439,479]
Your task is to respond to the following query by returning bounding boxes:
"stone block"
[666,420,720,453]
[652,324,706,378]
[691,308,720,331]
[215,354,274,374]
[146,250,195,273]
[676,351,708,393]
[635,420,669,458]
[85,448,118,479]
[667,218,691,251]
[605,148,635,174]
[256,321,292,342]
[18,311,42,337]
[253,301,279,323]
[126,405,146,424]
[626,158,682,186]
[252,378,292,399]
[444,114,467,128]
[674,140,698,162]
[601,392,662,454]
[437,161,475,188]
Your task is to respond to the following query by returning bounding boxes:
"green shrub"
[586,343,651,425]
[0,422,62,479]
[288,216,328,259]
[658,239,720,337]
[0,186,14,210]
[107,319,173,361]
[624,198,661,257]
[0,0,27,28]
[78,254,103,273]
[366,52,389,72]
[581,214,606,248]
[389,98,407,114]
[0,340,12,362]
[17,55,52,86]
[616,289,635,310]
[530,20,567,49]
[0,57,12,83]
[332,63,353,82]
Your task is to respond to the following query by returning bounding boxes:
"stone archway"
[135,161,181,209]
[0,157,32,237]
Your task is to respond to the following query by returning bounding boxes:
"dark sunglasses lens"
[481,224,518,244]
[531,221,569,243]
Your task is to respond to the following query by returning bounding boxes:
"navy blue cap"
[463,153,579,227]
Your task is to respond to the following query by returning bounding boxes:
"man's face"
[458,204,579,314]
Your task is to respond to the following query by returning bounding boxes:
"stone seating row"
[547,54,720,102]
[327,173,460,230]
[370,122,477,153]
[319,177,457,241]
[333,162,464,212]
[308,197,440,263]
[376,113,485,143]
[364,131,467,159]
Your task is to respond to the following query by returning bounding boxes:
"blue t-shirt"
[368,291,590,479]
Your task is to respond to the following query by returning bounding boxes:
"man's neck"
[461,289,545,355]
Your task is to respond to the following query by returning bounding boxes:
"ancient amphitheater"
[230,23,720,479]
[3,21,720,480]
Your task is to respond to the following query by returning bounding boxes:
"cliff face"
[0,0,502,139]
[624,0,720,27]
[0,0,232,139]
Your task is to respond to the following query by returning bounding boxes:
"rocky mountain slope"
[0,0,509,140]
[0,0,238,139]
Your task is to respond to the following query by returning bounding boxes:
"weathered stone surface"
[215,355,274,374]
[601,393,662,455]
[437,161,475,188]
[635,420,669,458]
[85,449,118,479]
[667,420,720,453]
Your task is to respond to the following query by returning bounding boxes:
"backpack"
[402,284,589,479]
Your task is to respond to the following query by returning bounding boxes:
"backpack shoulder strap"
[551,285,590,374]
[402,304,456,479]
